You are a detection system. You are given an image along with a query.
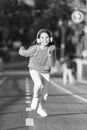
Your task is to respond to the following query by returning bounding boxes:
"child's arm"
[18,45,37,57]
[48,45,56,67]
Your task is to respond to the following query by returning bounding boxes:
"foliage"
[0,0,85,60]
[0,0,74,45]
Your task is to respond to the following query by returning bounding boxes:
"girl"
[18,29,56,117]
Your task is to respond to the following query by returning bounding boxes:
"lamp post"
[61,25,66,60]
[84,0,87,50]
[58,20,65,61]
[58,19,73,61]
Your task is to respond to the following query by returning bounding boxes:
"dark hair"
[37,29,52,39]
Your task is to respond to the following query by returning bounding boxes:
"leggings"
[29,69,50,98]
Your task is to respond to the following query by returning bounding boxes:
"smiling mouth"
[43,41,48,43]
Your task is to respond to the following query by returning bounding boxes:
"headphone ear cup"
[37,38,40,43]
[50,37,53,42]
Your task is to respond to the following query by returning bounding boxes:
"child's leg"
[30,70,48,117]
[41,73,50,101]
[37,73,50,117]
[30,70,43,110]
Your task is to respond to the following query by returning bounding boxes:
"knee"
[34,82,43,90]
[33,83,43,97]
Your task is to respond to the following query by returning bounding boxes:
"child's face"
[39,32,50,46]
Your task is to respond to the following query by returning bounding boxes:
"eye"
[40,33,49,40]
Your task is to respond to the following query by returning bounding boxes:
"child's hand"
[19,46,25,50]
[19,46,25,55]
[48,48,52,56]
[48,45,56,56]
[50,45,56,51]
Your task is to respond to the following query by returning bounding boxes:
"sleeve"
[18,45,37,57]
[48,45,56,67]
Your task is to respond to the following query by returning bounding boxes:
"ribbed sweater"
[19,45,56,73]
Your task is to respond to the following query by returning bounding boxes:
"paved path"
[0,70,87,130]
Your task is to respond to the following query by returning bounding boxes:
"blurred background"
[1,1,87,129]
[0,0,86,72]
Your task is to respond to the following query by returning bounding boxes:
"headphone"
[36,29,53,44]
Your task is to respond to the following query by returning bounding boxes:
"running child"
[18,29,56,117]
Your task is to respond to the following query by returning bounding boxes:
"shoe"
[37,104,47,117]
[31,97,39,110]
[43,93,48,101]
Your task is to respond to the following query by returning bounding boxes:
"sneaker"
[31,97,39,110]
[43,93,48,101]
[37,104,47,117]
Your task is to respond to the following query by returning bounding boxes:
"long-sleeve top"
[19,45,56,73]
